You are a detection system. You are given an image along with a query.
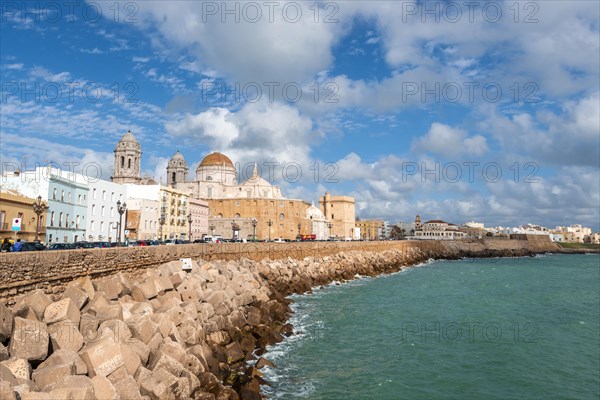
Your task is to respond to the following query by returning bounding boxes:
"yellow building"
[207,198,312,241]
[355,219,385,240]
[0,190,48,242]
[319,192,356,239]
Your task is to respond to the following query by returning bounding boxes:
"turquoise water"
[262,254,600,400]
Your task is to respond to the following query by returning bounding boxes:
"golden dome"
[199,152,234,168]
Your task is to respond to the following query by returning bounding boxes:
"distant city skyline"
[1,1,598,229]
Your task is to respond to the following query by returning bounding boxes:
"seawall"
[0,238,560,305]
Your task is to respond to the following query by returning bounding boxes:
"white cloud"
[29,66,71,82]
[412,123,488,158]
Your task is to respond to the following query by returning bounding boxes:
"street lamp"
[327,222,333,239]
[209,224,215,236]
[116,200,126,243]
[297,222,301,239]
[267,219,273,241]
[159,212,166,240]
[251,219,257,241]
[187,213,192,241]
[32,195,45,242]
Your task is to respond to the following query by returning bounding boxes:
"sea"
[261,254,600,400]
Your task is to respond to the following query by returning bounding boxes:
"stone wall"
[0,238,560,305]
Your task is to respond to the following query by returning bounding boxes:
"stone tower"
[112,130,142,184]
[415,215,422,231]
[166,150,189,188]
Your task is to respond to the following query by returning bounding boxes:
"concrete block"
[120,344,141,376]
[79,338,124,378]
[0,380,16,400]
[48,321,84,352]
[38,349,87,375]
[91,375,119,400]
[61,287,89,310]
[0,302,14,341]
[0,357,31,380]
[130,340,150,365]
[8,318,49,361]
[128,315,159,345]
[12,290,51,321]
[113,375,142,400]
[140,368,180,400]
[225,342,245,364]
[32,363,76,391]
[98,319,132,344]
[95,304,123,323]
[43,298,80,325]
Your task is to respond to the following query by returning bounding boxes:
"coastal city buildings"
[355,219,385,240]
[320,192,356,240]
[413,217,468,240]
[0,189,48,242]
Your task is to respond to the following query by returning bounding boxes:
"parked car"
[165,239,184,245]
[273,238,286,243]
[74,242,94,249]
[48,243,76,250]
[91,241,112,248]
[20,241,46,251]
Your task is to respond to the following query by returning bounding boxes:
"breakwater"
[0,237,561,399]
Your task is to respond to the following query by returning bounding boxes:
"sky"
[1,0,599,229]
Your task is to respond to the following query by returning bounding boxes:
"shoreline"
[1,239,583,399]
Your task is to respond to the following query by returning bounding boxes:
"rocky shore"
[0,242,559,399]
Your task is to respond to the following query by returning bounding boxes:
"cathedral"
[166,151,283,200]
[111,130,354,241]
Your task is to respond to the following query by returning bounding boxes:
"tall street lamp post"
[187,213,192,241]
[209,224,215,236]
[267,219,272,241]
[116,200,127,243]
[327,222,333,239]
[159,212,166,241]
[32,195,45,242]
[251,219,257,241]
[297,223,301,240]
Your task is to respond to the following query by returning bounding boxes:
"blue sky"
[1,1,599,229]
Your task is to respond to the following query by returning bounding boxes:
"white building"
[86,179,127,242]
[414,219,467,240]
[306,203,328,240]
[464,221,485,229]
[125,198,160,240]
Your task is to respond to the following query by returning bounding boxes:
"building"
[306,203,328,240]
[464,221,485,229]
[112,130,142,184]
[584,233,600,244]
[553,224,592,243]
[188,197,209,241]
[2,168,89,244]
[0,190,48,242]
[86,179,127,242]
[125,198,160,240]
[320,192,356,239]
[168,152,284,200]
[414,218,467,240]
[125,183,191,240]
[355,219,385,240]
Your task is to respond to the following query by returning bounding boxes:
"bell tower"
[166,150,189,188]
[112,130,142,184]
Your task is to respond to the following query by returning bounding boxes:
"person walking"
[0,238,10,252]
[12,239,23,252]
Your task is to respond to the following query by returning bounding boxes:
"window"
[207,187,213,197]
[53,188,57,200]
[121,156,125,168]
[50,211,54,226]
[234,213,240,218]
[101,206,105,217]
[90,220,94,231]
[61,190,64,202]
[0,210,4,228]
[93,188,96,199]
[76,215,80,229]
[246,191,251,198]
[111,192,115,202]
[65,214,69,227]
[110,207,114,217]
[78,194,81,204]
[279,213,285,220]
[59,212,63,227]
[128,159,131,168]
[206,176,213,181]
[68,192,71,203]
[102,191,106,201]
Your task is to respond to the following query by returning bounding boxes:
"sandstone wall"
[0,238,560,305]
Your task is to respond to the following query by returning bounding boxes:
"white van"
[203,235,222,243]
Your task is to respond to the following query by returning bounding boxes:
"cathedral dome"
[199,152,234,169]
[171,151,184,160]
[306,203,326,220]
